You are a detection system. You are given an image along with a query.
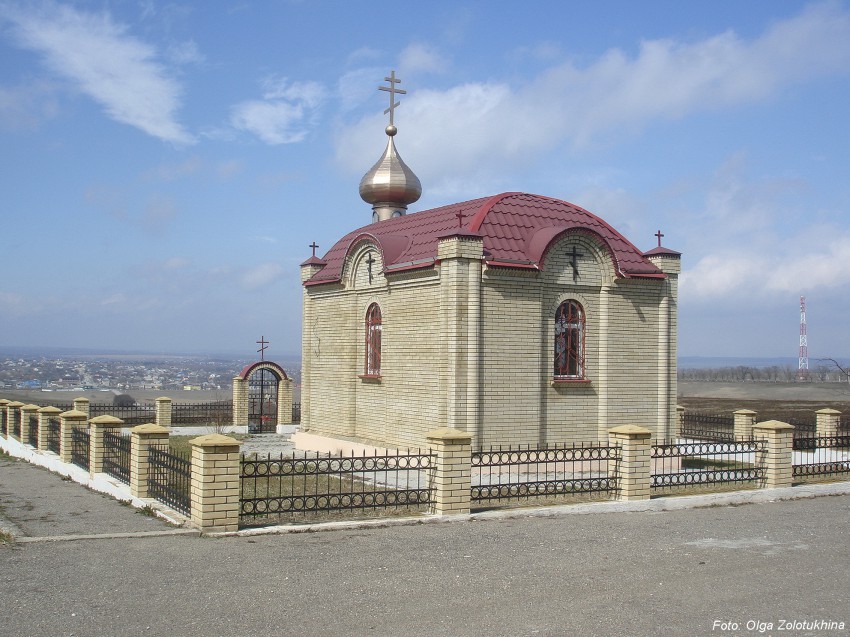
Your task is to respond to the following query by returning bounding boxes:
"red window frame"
[554,300,584,379]
[365,303,382,376]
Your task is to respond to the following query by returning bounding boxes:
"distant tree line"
[678,362,850,383]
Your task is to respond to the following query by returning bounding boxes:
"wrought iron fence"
[680,413,735,441]
[27,415,39,447]
[90,404,156,426]
[790,420,817,441]
[840,419,850,435]
[103,431,131,485]
[171,401,232,427]
[240,449,433,527]
[792,434,850,480]
[652,439,764,491]
[471,443,618,504]
[292,402,301,423]
[46,417,60,454]
[148,446,191,516]
[70,427,90,470]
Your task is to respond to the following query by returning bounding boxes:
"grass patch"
[168,434,248,455]
[0,529,15,545]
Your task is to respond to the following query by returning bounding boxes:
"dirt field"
[678,380,850,421]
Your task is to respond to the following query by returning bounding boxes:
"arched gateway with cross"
[232,337,294,433]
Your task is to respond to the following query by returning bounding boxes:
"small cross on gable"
[309,241,319,258]
[655,230,664,248]
[566,245,584,282]
[365,251,376,284]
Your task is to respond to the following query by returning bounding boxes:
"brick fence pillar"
[155,397,173,429]
[608,425,652,501]
[753,420,794,489]
[73,397,90,419]
[88,415,124,476]
[232,377,248,427]
[816,409,841,438]
[130,424,170,499]
[426,428,472,515]
[734,409,758,440]
[59,410,88,463]
[37,406,62,451]
[20,404,39,446]
[190,434,243,532]
[0,399,9,437]
[6,402,23,440]
[277,378,293,426]
[674,405,685,439]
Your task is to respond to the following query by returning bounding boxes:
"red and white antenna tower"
[796,296,809,381]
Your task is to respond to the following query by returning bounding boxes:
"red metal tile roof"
[304,192,664,286]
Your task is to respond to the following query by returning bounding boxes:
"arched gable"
[238,360,289,382]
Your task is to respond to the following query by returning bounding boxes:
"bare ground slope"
[679,381,850,420]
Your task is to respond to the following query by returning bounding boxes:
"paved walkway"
[0,454,192,541]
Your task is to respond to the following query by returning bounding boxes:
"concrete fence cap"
[189,433,243,448]
[816,408,842,415]
[155,397,173,403]
[608,425,652,436]
[59,409,88,418]
[37,406,63,413]
[89,414,124,425]
[426,427,473,442]
[131,423,170,434]
[20,404,41,411]
[734,409,758,415]
[6,401,25,408]
[73,397,90,403]
[753,420,795,430]
[0,399,10,405]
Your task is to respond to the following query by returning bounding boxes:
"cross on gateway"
[309,241,319,258]
[379,71,406,126]
[566,245,584,282]
[256,336,269,361]
[365,251,375,284]
[655,230,664,248]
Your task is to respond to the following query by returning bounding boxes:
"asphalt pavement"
[2,454,850,637]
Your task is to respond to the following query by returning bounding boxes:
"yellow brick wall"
[302,233,679,449]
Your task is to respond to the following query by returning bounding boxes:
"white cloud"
[681,235,850,301]
[166,39,204,66]
[231,77,325,144]
[335,2,850,188]
[241,263,285,289]
[0,80,59,131]
[0,1,194,144]
[399,43,448,75]
[338,66,385,112]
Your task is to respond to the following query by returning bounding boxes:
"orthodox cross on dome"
[256,336,269,361]
[365,251,375,284]
[566,245,584,282]
[309,241,319,258]
[379,70,406,127]
[655,230,664,248]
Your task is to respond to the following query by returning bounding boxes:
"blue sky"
[1,1,849,361]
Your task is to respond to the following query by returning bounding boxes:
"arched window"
[554,301,584,379]
[365,303,382,376]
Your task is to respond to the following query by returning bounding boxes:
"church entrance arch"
[236,361,291,433]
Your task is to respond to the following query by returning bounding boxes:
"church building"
[297,73,680,450]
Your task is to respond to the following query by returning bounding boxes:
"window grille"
[365,303,382,376]
[554,300,584,378]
